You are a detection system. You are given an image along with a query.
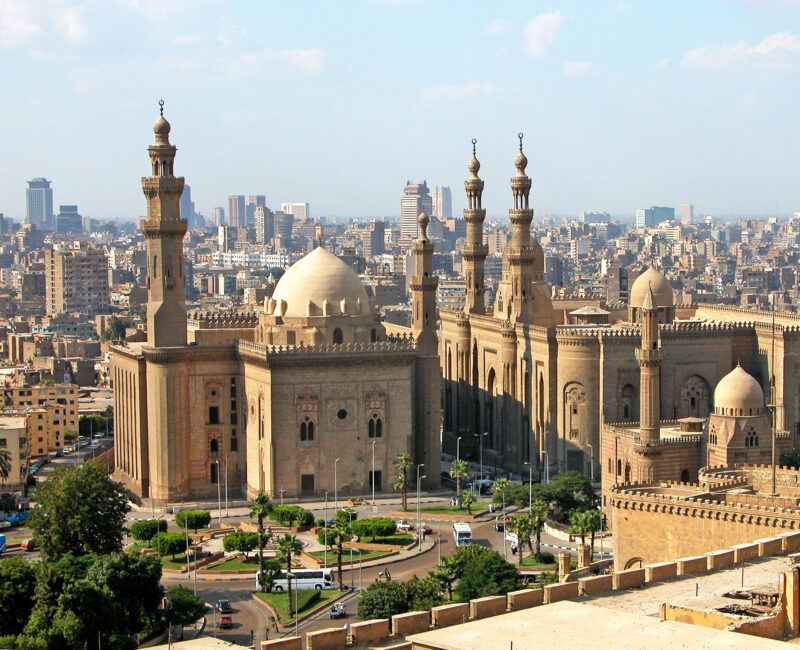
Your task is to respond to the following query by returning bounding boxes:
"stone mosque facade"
[110,109,441,505]
[440,141,800,487]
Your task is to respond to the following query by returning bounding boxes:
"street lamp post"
[324,490,328,568]
[502,488,506,559]
[286,572,299,637]
[587,443,594,483]
[524,461,532,514]
[542,451,550,483]
[416,464,425,554]
[456,436,462,463]
[224,456,229,517]
[215,460,221,527]
[371,440,376,505]
[334,458,340,511]
[348,510,354,588]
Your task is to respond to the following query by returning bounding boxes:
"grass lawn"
[160,556,192,570]
[306,546,387,564]
[416,502,492,516]
[206,556,260,572]
[124,542,149,554]
[517,556,556,569]
[256,589,340,625]
[2,535,27,546]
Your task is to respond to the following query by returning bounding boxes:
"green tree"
[27,463,129,561]
[63,430,78,442]
[164,586,207,636]
[453,549,519,602]
[130,519,167,542]
[249,491,272,570]
[529,498,549,556]
[270,505,314,527]
[326,526,349,590]
[276,534,303,615]
[78,413,109,438]
[101,315,127,342]
[0,557,37,636]
[393,453,412,511]
[460,490,476,515]
[430,544,491,600]
[569,510,594,547]
[582,509,603,556]
[405,575,444,611]
[150,532,188,558]
[175,510,211,532]
[491,478,511,506]
[0,449,12,480]
[222,531,259,558]
[357,580,408,620]
[449,459,469,501]
[350,517,396,542]
[335,508,358,529]
[508,515,533,566]
[257,558,282,593]
[781,449,800,469]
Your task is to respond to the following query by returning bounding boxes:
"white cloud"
[0,0,42,48]
[217,15,247,48]
[419,81,498,106]
[172,35,203,46]
[60,7,87,43]
[487,18,511,36]
[523,11,563,57]
[231,48,328,76]
[683,31,800,70]
[563,60,593,78]
[653,57,670,70]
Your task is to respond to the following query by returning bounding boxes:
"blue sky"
[1,0,800,221]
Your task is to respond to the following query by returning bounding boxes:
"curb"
[252,588,353,631]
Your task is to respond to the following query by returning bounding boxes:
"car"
[396,519,412,532]
[412,524,433,535]
[218,614,233,629]
[21,539,37,552]
[217,600,232,614]
[493,517,510,532]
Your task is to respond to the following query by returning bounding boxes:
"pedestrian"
[489,503,494,514]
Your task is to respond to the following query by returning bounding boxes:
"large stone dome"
[270,247,370,318]
[629,267,674,308]
[714,364,764,415]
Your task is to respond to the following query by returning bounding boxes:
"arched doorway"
[624,557,645,569]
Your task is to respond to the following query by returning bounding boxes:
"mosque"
[110,107,440,505]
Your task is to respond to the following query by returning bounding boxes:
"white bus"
[453,522,472,546]
[255,568,334,592]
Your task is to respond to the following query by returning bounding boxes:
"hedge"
[270,505,314,527]
[130,519,167,541]
[175,510,211,532]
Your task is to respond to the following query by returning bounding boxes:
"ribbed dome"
[714,364,764,414]
[270,247,369,318]
[629,267,674,308]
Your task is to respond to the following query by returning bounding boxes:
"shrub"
[452,549,519,601]
[350,517,397,541]
[149,532,188,558]
[533,551,555,565]
[315,518,326,529]
[174,510,211,532]
[222,531,259,557]
[335,508,358,529]
[270,505,314,527]
[130,519,167,542]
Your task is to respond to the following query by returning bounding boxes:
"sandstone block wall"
[507,589,543,610]
[706,549,735,570]
[612,568,645,589]
[431,603,469,627]
[757,537,783,557]
[544,581,580,603]
[779,531,800,552]
[261,638,301,650]
[733,542,758,562]
[469,595,507,619]
[645,561,677,582]
[391,611,430,636]
[677,556,707,575]
[349,619,390,645]
[579,574,613,595]
[306,627,346,650]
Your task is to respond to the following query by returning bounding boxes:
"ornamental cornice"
[142,344,236,364]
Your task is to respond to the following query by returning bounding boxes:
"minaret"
[496,133,535,323]
[141,101,187,348]
[462,139,488,314]
[635,284,664,445]
[411,211,438,354]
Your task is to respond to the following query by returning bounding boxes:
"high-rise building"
[56,205,82,233]
[211,207,225,226]
[227,195,246,228]
[400,181,433,244]
[44,241,109,316]
[280,202,309,220]
[180,184,195,225]
[26,178,54,230]
[681,203,694,225]
[254,205,273,244]
[431,185,453,220]
[248,195,266,228]
[635,206,674,229]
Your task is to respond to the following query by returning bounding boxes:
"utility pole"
[770,306,778,496]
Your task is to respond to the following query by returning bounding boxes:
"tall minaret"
[411,211,438,354]
[141,101,187,348]
[462,139,488,314]
[495,133,535,323]
[635,284,664,445]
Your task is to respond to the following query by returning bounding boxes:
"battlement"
[187,310,259,329]
[236,334,417,361]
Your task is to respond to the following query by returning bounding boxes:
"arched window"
[300,416,315,441]
[307,421,315,441]
[210,439,218,454]
[368,413,383,438]
[680,469,690,482]
[617,459,622,475]
[624,463,631,483]
[333,328,343,344]
[623,404,629,419]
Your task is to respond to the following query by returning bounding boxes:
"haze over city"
[2,0,800,219]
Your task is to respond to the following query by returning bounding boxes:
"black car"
[217,600,232,614]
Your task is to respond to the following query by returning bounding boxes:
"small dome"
[714,364,764,414]
[468,155,480,175]
[270,247,370,319]
[514,150,528,174]
[153,115,170,136]
[629,267,673,308]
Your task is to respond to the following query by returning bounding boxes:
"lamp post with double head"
[215,460,221,527]
[334,458,340,512]
[587,443,594,483]
[416,464,425,554]
[524,461,533,515]
[371,440,376,505]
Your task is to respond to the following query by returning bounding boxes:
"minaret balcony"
[635,348,665,365]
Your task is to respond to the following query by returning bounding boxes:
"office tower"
[370,220,386,256]
[273,210,293,239]
[26,178,54,230]
[247,195,266,228]
[681,203,694,225]
[254,205,274,244]
[635,206,674,228]
[400,181,433,244]
[180,184,195,224]
[211,207,225,226]
[280,202,309,220]
[431,185,453,220]
[227,195,246,228]
[44,242,109,316]
[218,225,233,252]
[56,205,82,233]
[579,211,611,224]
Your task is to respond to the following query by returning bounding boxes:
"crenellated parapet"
[187,310,259,329]
[237,334,418,366]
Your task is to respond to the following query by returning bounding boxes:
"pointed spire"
[642,282,656,311]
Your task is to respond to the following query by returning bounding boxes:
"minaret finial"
[159,99,164,116]
[518,131,524,152]
[472,138,477,156]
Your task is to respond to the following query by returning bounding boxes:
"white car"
[396,519,412,532]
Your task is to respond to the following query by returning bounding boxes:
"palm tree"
[276,534,303,616]
[584,509,603,556]
[529,498,549,556]
[461,490,476,515]
[508,515,533,566]
[0,450,11,480]
[569,510,592,547]
[393,453,412,512]
[326,525,349,590]
[491,478,510,508]
[449,459,469,501]
[249,491,272,572]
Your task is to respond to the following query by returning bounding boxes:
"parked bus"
[255,568,334,592]
[452,522,472,546]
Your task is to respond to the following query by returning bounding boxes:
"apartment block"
[3,384,79,456]
[45,242,109,316]
[0,415,26,489]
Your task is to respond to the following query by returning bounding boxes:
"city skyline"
[1,1,800,220]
